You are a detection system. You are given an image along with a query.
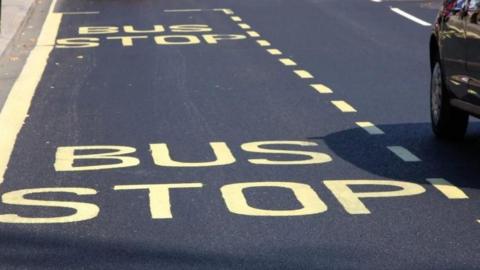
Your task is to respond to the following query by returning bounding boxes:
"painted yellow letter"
[123,25,165,33]
[154,35,201,45]
[56,38,99,48]
[169,24,212,33]
[241,141,332,165]
[0,187,99,224]
[324,180,426,214]
[106,35,148,46]
[203,34,246,44]
[114,183,203,219]
[150,142,235,167]
[54,145,140,171]
[79,26,118,35]
[221,181,327,216]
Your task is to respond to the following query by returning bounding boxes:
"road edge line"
[0,0,61,183]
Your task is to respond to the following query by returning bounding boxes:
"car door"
[439,0,469,99]
[465,0,480,105]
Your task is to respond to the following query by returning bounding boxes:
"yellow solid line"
[267,49,282,55]
[247,31,260,37]
[356,122,384,135]
[256,40,270,47]
[38,15,62,46]
[279,58,297,66]
[0,0,61,183]
[231,16,242,22]
[238,23,251,29]
[310,84,332,94]
[387,146,421,162]
[331,100,357,112]
[294,70,314,79]
[426,178,469,199]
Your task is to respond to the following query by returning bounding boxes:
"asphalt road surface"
[0,0,479,269]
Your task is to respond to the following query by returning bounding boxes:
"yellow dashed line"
[256,40,271,47]
[331,100,357,112]
[294,70,314,79]
[387,146,421,162]
[279,58,297,66]
[426,178,469,199]
[238,23,251,29]
[356,122,384,135]
[267,49,282,55]
[221,13,463,225]
[215,8,234,15]
[247,31,260,37]
[310,84,332,94]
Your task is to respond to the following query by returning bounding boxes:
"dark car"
[430,0,480,139]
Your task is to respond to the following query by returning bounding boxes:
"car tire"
[430,61,469,140]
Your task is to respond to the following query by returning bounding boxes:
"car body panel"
[465,0,480,104]
[439,0,469,99]
[432,0,480,117]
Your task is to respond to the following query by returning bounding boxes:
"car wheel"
[430,61,469,140]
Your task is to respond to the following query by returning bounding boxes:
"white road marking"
[356,122,385,135]
[231,16,242,22]
[387,146,421,162]
[247,31,260,37]
[0,0,62,183]
[426,178,469,199]
[331,100,357,112]
[390,7,431,26]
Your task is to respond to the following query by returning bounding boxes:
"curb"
[0,0,35,57]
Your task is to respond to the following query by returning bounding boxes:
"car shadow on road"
[313,122,480,190]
